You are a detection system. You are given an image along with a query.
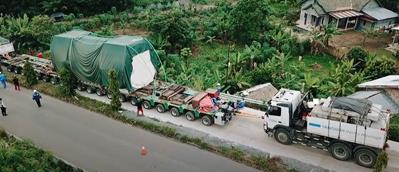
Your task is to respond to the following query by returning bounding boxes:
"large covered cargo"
[50,30,161,91]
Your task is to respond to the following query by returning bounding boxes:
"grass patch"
[287,53,337,79]
[372,48,395,60]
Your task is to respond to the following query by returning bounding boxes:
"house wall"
[375,18,397,29]
[299,6,329,27]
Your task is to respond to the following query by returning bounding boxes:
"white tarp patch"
[130,50,156,89]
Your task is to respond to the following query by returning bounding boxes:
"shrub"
[108,69,121,111]
[347,47,368,71]
[57,68,76,97]
[23,61,37,87]
[374,151,389,172]
[364,56,397,80]
[389,116,399,141]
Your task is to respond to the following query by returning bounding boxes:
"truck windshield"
[268,106,281,116]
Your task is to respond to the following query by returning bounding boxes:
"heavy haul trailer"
[120,81,234,126]
[1,54,60,84]
[261,89,391,168]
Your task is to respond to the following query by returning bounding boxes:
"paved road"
[79,91,399,172]
[0,87,259,172]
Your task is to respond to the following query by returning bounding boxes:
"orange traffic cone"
[140,146,148,156]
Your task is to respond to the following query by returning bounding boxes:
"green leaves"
[58,68,76,97]
[108,69,121,111]
[23,61,38,88]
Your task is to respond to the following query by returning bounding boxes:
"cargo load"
[50,30,161,91]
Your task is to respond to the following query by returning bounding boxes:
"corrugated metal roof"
[317,0,369,12]
[349,90,399,114]
[358,75,399,89]
[363,7,398,20]
[330,10,363,19]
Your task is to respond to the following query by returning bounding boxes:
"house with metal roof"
[297,0,398,31]
[357,75,399,109]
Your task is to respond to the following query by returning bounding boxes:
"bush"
[347,47,368,71]
[108,69,121,111]
[23,61,37,87]
[374,151,389,172]
[364,56,397,80]
[58,68,76,97]
[389,116,399,141]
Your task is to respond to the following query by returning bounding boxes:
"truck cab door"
[266,105,290,129]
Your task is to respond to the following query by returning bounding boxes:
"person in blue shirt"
[0,72,6,88]
[32,90,42,107]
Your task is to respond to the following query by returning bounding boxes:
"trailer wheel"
[77,84,86,91]
[143,101,152,109]
[42,75,50,82]
[130,97,138,106]
[330,142,352,161]
[14,67,21,74]
[7,66,13,72]
[119,94,127,102]
[274,128,292,145]
[36,73,42,80]
[96,88,104,96]
[51,77,58,85]
[87,87,95,94]
[185,111,195,121]
[156,104,166,113]
[170,108,180,117]
[354,149,376,168]
[201,115,214,126]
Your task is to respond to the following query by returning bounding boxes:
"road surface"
[78,91,399,172]
[0,87,259,172]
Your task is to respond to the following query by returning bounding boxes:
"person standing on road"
[136,99,144,116]
[32,90,42,107]
[0,72,6,88]
[0,98,7,116]
[13,76,20,91]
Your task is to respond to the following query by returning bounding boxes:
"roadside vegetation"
[0,127,82,172]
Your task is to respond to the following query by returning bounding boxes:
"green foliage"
[180,48,193,61]
[23,61,38,88]
[108,69,121,111]
[0,136,82,172]
[347,47,368,71]
[389,116,399,142]
[58,68,76,97]
[229,0,271,43]
[373,151,389,172]
[201,2,233,43]
[322,60,364,96]
[148,9,194,52]
[364,55,397,80]
[95,24,116,37]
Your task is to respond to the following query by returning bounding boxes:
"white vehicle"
[263,89,390,168]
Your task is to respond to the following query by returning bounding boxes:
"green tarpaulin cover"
[51,30,161,91]
[0,36,9,45]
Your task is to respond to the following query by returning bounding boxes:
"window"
[304,13,308,25]
[268,106,281,116]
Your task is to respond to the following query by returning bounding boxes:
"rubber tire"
[354,149,377,168]
[274,128,292,145]
[130,97,138,106]
[43,75,50,82]
[7,66,13,72]
[51,77,58,85]
[156,104,166,113]
[170,107,180,117]
[201,115,214,126]
[330,142,352,161]
[36,74,42,80]
[77,84,86,91]
[87,87,95,94]
[14,67,21,74]
[96,89,103,96]
[143,101,152,109]
[185,111,195,121]
[119,94,126,102]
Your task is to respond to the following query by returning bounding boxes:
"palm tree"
[310,28,323,55]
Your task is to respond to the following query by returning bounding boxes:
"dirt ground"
[330,30,392,52]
